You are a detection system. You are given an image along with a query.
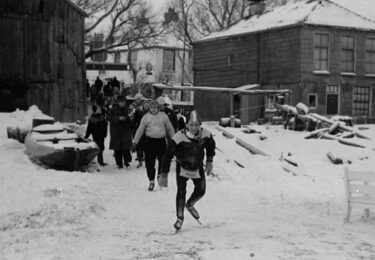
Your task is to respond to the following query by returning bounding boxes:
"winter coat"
[161,127,216,173]
[108,104,133,150]
[164,108,178,131]
[85,113,108,141]
[129,101,145,135]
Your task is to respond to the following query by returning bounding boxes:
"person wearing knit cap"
[132,99,175,191]
[159,110,216,230]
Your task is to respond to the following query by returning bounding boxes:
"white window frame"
[313,32,329,72]
[340,35,356,73]
[352,86,371,116]
[365,37,375,75]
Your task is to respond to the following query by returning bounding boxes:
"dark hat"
[117,95,125,102]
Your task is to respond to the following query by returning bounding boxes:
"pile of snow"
[6,105,54,131]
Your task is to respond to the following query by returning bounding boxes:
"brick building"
[193,0,375,123]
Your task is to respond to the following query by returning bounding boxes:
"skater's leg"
[144,141,157,181]
[156,138,167,179]
[176,174,188,220]
[186,166,206,207]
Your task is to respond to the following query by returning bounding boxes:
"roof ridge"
[325,0,375,24]
[300,0,321,24]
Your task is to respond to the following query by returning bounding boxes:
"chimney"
[248,0,266,16]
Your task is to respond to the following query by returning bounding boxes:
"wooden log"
[321,133,338,140]
[304,128,328,139]
[215,125,235,139]
[310,113,371,140]
[282,165,297,176]
[236,137,268,156]
[276,104,318,123]
[337,138,366,148]
[327,152,343,164]
[328,121,341,134]
[342,132,355,139]
[215,146,245,168]
[284,157,298,167]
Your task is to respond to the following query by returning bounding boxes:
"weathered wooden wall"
[0,0,87,121]
[194,24,375,121]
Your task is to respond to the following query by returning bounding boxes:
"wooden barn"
[0,0,87,122]
[193,0,375,123]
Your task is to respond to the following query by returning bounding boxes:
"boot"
[174,218,183,230]
[148,181,155,191]
[185,205,200,220]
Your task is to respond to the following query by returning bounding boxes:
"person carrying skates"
[159,110,216,230]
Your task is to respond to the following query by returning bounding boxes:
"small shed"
[0,0,87,122]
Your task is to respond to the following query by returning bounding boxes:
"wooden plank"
[350,184,375,196]
[153,83,291,95]
[349,198,375,207]
[347,170,375,182]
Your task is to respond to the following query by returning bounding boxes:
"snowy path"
[1,115,375,259]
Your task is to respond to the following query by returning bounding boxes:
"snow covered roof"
[198,0,375,43]
[110,36,189,52]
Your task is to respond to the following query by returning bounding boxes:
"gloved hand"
[158,174,168,188]
[205,161,213,176]
[131,142,137,153]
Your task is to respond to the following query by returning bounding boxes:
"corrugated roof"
[197,0,375,43]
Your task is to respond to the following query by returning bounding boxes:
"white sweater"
[133,112,175,143]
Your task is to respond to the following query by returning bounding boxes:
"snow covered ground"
[1,111,375,260]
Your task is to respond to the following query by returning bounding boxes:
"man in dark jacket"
[85,105,108,166]
[159,110,215,230]
[108,96,133,169]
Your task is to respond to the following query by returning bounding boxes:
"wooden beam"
[152,83,291,95]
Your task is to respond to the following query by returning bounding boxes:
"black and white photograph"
[1,0,375,259]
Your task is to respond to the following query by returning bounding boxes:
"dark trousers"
[143,137,167,181]
[176,165,206,220]
[94,138,105,164]
[136,146,144,162]
[114,149,132,167]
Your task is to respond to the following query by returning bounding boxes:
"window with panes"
[313,33,329,71]
[353,86,370,116]
[308,94,317,108]
[163,49,175,71]
[114,52,121,63]
[341,36,355,72]
[365,37,375,74]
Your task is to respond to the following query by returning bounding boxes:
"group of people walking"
[85,92,216,230]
